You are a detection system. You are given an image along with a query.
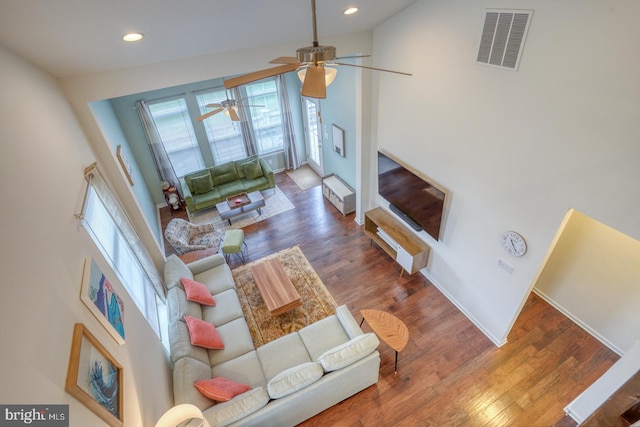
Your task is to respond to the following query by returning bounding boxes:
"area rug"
[232,246,337,347]
[286,164,322,191]
[189,186,294,229]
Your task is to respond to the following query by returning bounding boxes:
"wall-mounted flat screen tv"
[377,151,447,240]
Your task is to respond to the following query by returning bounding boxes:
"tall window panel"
[148,98,204,176]
[196,90,247,164]
[83,186,166,345]
[245,80,284,155]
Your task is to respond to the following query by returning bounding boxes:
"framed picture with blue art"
[65,323,124,426]
[81,258,125,345]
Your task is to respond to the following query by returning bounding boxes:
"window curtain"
[234,87,257,157]
[136,99,183,198]
[80,164,166,302]
[277,75,300,170]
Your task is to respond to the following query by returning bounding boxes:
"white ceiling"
[0,0,417,78]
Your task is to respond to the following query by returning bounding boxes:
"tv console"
[364,207,430,276]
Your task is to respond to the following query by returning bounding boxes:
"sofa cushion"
[208,318,255,366]
[216,180,246,199]
[241,158,263,180]
[165,254,194,290]
[256,333,312,382]
[203,387,269,427]
[168,320,210,366]
[181,278,216,306]
[298,315,350,360]
[193,261,236,295]
[317,332,380,372]
[212,162,238,186]
[172,357,213,409]
[190,173,214,194]
[266,361,324,399]
[212,350,267,389]
[194,376,251,402]
[167,286,202,323]
[235,156,258,179]
[202,289,243,327]
[185,315,225,350]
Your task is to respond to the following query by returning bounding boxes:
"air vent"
[477,9,532,71]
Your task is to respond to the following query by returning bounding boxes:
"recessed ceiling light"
[344,7,358,15]
[122,33,144,42]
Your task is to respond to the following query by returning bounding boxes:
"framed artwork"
[65,323,124,427]
[81,258,125,345]
[116,145,134,186]
[332,124,345,157]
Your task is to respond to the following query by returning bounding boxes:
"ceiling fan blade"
[332,61,413,76]
[224,63,299,89]
[228,108,240,121]
[196,107,224,121]
[301,64,327,99]
[205,103,223,108]
[269,56,299,65]
[335,55,371,60]
[237,104,265,108]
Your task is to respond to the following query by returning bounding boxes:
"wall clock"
[501,231,527,257]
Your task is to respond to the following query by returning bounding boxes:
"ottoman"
[221,229,247,263]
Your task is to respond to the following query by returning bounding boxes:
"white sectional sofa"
[164,253,381,427]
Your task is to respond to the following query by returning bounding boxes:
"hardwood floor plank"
[159,172,619,426]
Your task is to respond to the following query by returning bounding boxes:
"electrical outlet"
[497,258,514,274]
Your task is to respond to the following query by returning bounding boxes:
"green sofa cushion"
[190,173,214,194]
[212,162,238,186]
[241,159,264,180]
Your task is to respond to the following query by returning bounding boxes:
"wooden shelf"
[364,207,430,275]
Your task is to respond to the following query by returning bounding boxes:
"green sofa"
[180,156,275,215]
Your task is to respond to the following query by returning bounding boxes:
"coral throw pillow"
[184,316,224,349]
[194,377,252,402]
[181,278,216,306]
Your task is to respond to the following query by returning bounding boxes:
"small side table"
[163,185,183,215]
[360,309,409,374]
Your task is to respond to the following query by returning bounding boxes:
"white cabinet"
[322,174,355,215]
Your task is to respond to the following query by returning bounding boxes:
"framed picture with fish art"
[65,323,124,426]
[81,258,125,345]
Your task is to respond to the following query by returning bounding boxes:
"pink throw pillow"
[184,316,224,349]
[194,377,251,402]
[181,278,216,306]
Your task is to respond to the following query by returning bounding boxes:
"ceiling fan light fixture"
[298,66,337,87]
[344,7,359,15]
[122,33,144,42]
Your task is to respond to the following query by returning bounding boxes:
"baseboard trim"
[532,288,622,355]
[421,270,507,348]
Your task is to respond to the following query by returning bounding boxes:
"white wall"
[535,210,640,354]
[372,0,640,345]
[0,44,172,425]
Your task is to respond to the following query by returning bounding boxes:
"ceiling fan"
[196,97,264,122]
[223,0,412,99]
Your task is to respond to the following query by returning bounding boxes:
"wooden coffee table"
[250,258,301,316]
[360,309,409,373]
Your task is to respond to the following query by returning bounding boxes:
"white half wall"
[371,0,640,344]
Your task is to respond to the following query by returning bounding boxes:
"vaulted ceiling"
[0,0,416,78]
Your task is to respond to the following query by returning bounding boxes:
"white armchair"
[164,218,223,255]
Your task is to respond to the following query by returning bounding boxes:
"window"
[245,80,284,155]
[195,89,247,164]
[148,98,204,176]
[82,180,167,347]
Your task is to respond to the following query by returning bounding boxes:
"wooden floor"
[160,172,619,427]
